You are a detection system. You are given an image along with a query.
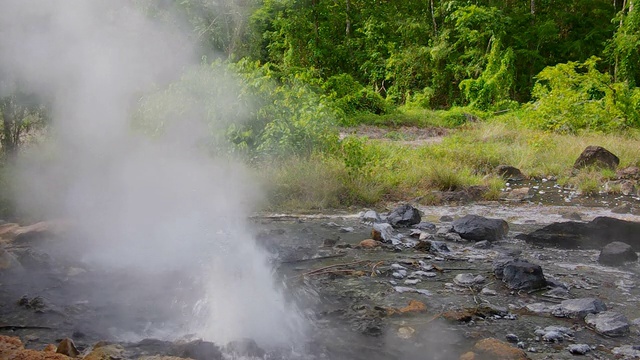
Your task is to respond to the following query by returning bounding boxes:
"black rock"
[501,259,547,290]
[452,215,508,241]
[495,165,526,181]
[170,340,223,360]
[492,257,515,279]
[598,241,638,266]
[413,222,436,231]
[386,204,421,227]
[573,145,619,171]
[517,217,640,250]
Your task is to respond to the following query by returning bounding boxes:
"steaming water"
[0,0,306,348]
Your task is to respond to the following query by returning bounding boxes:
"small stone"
[57,338,80,357]
[505,187,531,201]
[399,300,427,314]
[473,240,491,249]
[505,334,519,343]
[444,232,463,242]
[454,273,485,286]
[439,215,454,222]
[360,210,381,223]
[542,331,563,342]
[430,241,450,253]
[611,203,632,214]
[472,338,528,360]
[404,279,421,285]
[392,270,407,279]
[387,204,421,227]
[372,223,394,242]
[413,222,436,231]
[339,227,354,233]
[516,342,525,349]
[567,344,591,355]
[323,238,338,247]
[411,271,436,278]
[397,326,415,339]
[391,263,407,270]
[495,165,526,181]
[481,287,497,296]
[359,239,381,249]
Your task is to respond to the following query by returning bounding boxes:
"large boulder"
[517,216,640,250]
[386,204,421,227]
[573,145,619,171]
[552,298,607,319]
[452,215,508,241]
[585,311,630,337]
[501,260,547,290]
[598,241,638,266]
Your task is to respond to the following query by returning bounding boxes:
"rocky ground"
[2,194,640,359]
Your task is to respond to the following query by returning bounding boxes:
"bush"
[323,74,389,119]
[524,57,639,133]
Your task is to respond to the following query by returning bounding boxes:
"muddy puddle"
[2,200,640,359]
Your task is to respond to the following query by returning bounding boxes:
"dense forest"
[1,0,640,210]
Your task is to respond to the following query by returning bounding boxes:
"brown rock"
[617,166,640,180]
[8,349,72,359]
[0,248,20,270]
[0,335,24,356]
[0,336,71,360]
[82,344,124,360]
[359,239,381,249]
[43,345,57,353]
[504,188,531,201]
[56,339,79,358]
[620,180,636,195]
[473,338,529,360]
[573,146,619,171]
[443,309,475,322]
[399,300,427,314]
[459,352,476,360]
[371,229,383,241]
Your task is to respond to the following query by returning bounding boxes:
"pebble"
[391,263,408,270]
[541,330,563,342]
[567,344,591,355]
[394,286,432,296]
[505,334,519,343]
[453,273,485,286]
[481,287,497,296]
[411,271,436,278]
[404,279,421,285]
[392,270,407,279]
[434,257,445,261]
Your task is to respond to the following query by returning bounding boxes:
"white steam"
[0,0,303,346]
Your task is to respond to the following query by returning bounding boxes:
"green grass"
[257,108,640,211]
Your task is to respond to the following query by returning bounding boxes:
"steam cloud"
[0,0,303,346]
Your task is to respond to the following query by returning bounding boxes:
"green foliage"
[525,57,638,132]
[606,3,640,86]
[136,59,339,159]
[460,41,515,110]
[323,74,388,119]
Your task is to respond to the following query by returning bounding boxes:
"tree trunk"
[345,0,351,37]
[430,0,438,35]
[1,98,18,158]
